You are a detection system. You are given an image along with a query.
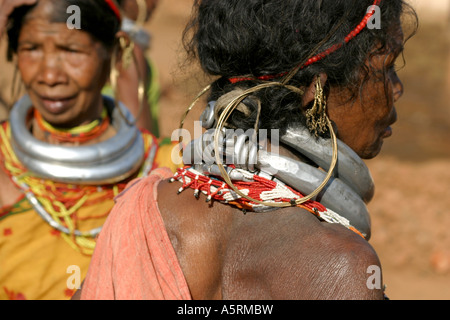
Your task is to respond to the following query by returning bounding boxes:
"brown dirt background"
[1,0,449,300]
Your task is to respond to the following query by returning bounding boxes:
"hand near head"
[0,0,37,37]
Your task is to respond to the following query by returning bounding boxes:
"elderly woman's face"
[16,1,111,127]
[327,25,404,159]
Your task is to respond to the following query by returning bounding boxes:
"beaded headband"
[104,0,122,22]
[229,0,381,84]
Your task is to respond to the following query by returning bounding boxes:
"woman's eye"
[64,47,80,53]
[19,45,37,52]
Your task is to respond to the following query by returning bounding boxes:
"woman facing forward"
[0,0,175,300]
[79,0,417,300]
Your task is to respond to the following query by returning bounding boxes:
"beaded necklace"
[171,166,365,239]
[34,108,110,144]
[0,122,155,255]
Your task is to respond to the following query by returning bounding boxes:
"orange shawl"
[80,168,192,300]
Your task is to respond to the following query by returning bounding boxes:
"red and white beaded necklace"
[171,166,365,239]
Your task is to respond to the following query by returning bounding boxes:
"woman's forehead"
[389,23,405,50]
[19,18,93,45]
[22,0,55,21]
[371,23,404,57]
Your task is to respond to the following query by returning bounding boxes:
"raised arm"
[0,0,37,37]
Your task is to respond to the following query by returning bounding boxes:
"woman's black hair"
[7,0,121,60]
[183,0,418,134]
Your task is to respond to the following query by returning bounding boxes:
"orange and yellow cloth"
[0,121,179,300]
[0,195,114,300]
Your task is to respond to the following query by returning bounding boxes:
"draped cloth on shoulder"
[80,167,192,300]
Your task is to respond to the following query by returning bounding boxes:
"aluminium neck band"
[184,101,374,238]
[9,94,145,185]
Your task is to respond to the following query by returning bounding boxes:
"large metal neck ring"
[9,94,145,185]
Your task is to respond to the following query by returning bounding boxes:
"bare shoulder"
[308,219,384,300]
[222,207,384,300]
[157,179,236,299]
[157,181,384,300]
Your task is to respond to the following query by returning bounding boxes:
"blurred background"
[0,0,449,299]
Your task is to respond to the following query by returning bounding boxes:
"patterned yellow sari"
[0,122,178,299]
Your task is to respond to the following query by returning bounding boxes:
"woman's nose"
[37,53,67,86]
[391,71,404,102]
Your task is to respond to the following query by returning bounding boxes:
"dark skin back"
[71,175,384,300]
[157,179,384,300]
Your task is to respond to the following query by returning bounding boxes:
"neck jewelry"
[2,95,156,251]
[34,107,110,144]
[9,94,145,185]
[174,1,382,239]
[179,101,373,239]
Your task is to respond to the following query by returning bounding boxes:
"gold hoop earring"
[305,75,328,137]
[178,80,336,208]
[120,36,135,70]
[135,0,147,26]
[176,83,212,161]
[179,84,212,131]
[213,82,337,208]
[109,37,145,126]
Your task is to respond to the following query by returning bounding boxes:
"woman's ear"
[301,73,328,108]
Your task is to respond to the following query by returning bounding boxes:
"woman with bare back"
[78,0,417,300]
